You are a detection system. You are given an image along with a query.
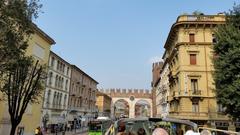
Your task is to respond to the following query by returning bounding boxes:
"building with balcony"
[68,65,98,126]
[41,51,71,130]
[96,91,112,117]
[163,14,236,130]
[0,24,55,135]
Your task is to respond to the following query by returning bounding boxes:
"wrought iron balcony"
[189,90,202,97]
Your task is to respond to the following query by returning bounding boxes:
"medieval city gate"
[100,89,152,118]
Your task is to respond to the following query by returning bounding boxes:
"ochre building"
[0,24,55,135]
[162,14,238,131]
[96,91,112,117]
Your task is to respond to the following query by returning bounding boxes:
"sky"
[35,0,237,90]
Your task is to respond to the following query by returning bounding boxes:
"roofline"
[163,15,225,49]
[32,23,56,45]
[71,65,99,84]
[50,51,71,66]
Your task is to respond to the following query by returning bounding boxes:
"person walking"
[35,127,43,135]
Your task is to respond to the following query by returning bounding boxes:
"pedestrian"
[184,126,194,135]
[35,126,43,135]
[152,128,169,135]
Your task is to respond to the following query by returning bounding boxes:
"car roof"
[116,117,198,131]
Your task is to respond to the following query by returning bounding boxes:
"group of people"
[116,122,147,135]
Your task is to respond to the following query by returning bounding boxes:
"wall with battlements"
[99,89,152,99]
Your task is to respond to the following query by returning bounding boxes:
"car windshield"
[107,118,198,135]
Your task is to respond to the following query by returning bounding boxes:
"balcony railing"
[208,112,229,120]
[177,15,225,22]
[169,111,209,120]
[189,90,202,97]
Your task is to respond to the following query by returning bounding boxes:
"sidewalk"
[44,127,88,135]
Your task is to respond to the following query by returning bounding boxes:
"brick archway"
[100,89,152,118]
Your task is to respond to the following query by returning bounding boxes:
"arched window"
[59,93,62,107]
[61,78,64,89]
[57,61,60,70]
[46,90,51,108]
[58,76,61,88]
[49,72,53,86]
[63,64,65,73]
[65,80,68,91]
[53,91,57,107]
[64,94,67,108]
[55,75,58,87]
[51,57,55,67]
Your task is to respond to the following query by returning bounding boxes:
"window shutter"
[189,34,195,42]
[190,54,196,65]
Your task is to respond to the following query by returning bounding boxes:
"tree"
[213,3,240,120]
[0,0,42,71]
[0,57,46,135]
[192,10,204,15]
[0,0,43,135]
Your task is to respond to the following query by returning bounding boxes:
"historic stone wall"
[99,89,152,99]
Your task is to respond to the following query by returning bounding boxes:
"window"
[61,77,63,88]
[190,54,197,65]
[67,67,69,76]
[46,90,51,108]
[57,61,60,70]
[55,75,58,87]
[192,102,199,112]
[53,92,57,107]
[64,94,67,108]
[33,44,45,59]
[189,33,195,42]
[49,72,53,86]
[80,98,82,107]
[58,76,61,88]
[51,57,55,67]
[59,63,62,72]
[65,80,68,90]
[191,79,198,93]
[59,93,62,107]
[63,64,65,73]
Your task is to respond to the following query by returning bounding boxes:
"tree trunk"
[10,123,17,135]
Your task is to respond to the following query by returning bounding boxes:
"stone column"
[111,101,115,119]
[129,100,136,118]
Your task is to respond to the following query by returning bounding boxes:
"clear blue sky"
[36,0,236,89]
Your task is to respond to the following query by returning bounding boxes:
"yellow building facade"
[164,14,238,130]
[96,91,112,117]
[0,24,55,135]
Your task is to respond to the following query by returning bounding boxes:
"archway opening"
[135,100,151,118]
[114,99,129,118]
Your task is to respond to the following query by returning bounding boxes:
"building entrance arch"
[100,89,152,118]
[135,100,151,118]
[114,99,129,118]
